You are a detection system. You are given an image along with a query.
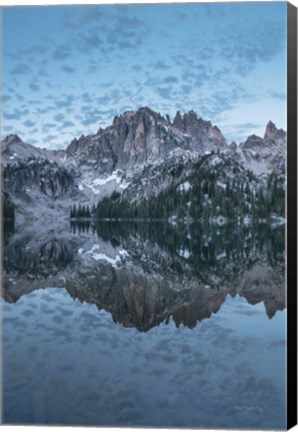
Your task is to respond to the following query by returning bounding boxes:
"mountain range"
[1,107,286,221]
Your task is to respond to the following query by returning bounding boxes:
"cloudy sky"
[2,2,287,149]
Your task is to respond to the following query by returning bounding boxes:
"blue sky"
[1,2,287,149]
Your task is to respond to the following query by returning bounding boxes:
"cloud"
[60,9,148,61]
[45,134,58,142]
[81,6,103,25]
[81,92,92,103]
[181,85,192,95]
[61,120,75,128]
[163,76,179,84]
[61,7,103,30]
[16,94,25,102]
[156,86,173,100]
[234,122,261,130]
[61,10,78,30]
[111,7,145,28]
[132,65,143,73]
[97,95,112,105]
[29,138,39,145]
[53,113,65,122]
[87,59,100,74]
[182,64,208,86]
[2,94,12,102]
[151,60,170,70]
[94,88,121,106]
[28,128,39,135]
[29,82,40,92]
[4,50,19,60]
[80,106,116,126]
[3,108,29,120]
[37,68,50,78]
[55,95,75,108]
[104,13,149,52]
[53,43,72,60]
[174,11,188,22]
[10,63,31,75]
[271,91,286,100]
[25,44,48,55]
[27,99,39,106]
[1,125,13,136]
[76,32,102,52]
[23,120,35,128]
[42,122,57,133]
[36,106,55,115]
[61,65,76,74]
[217,20,285,76]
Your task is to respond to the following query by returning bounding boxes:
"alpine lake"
[1,220,286,429]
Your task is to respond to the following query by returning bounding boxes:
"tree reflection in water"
[2,221,285,331]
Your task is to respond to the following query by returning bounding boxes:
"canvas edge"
[287,1,298,430]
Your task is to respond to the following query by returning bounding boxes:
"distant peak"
[1,134,24,151]
[186,110,198,118]
[135,106,165,121]
[267,120,276,128]
[4,134,23,145]
[137,106,154,114]
[264,121,285,140]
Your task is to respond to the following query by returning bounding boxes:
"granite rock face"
[64,107,227,174]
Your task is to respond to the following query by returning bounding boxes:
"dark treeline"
[95,165,284,223]
[70,203,96,219]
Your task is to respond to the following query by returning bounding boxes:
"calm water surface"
[1,222,286,429]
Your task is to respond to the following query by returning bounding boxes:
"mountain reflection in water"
[1,221,286,428]
[2,222,285,331]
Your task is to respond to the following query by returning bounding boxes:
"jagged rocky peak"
[172,110,183,129]
[264,120,285,141]
[113,107,166,128]
[1,134,23,148]
[173,110,201,131]
[241,121,286,151]
[173,110,227,151]
[173,110,212,131]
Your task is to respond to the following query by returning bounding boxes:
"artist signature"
[234,405,263,413]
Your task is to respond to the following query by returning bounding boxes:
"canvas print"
[1,1,294,429]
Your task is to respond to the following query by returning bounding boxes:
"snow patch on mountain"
[178,181,192,192]
[78,171,130,196]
